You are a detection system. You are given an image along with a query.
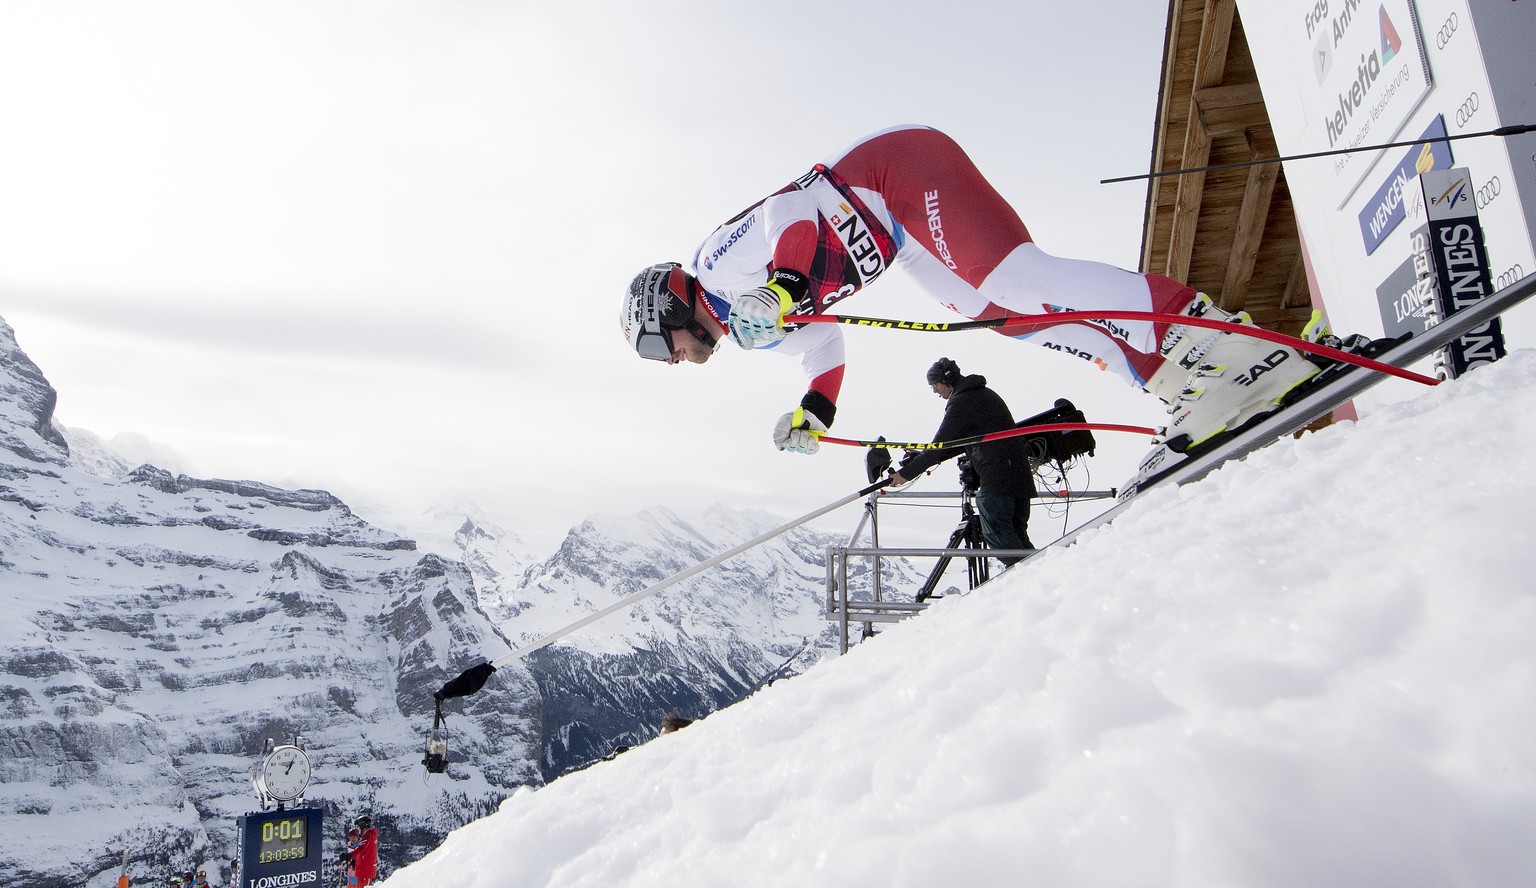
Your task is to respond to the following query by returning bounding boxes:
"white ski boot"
[1143,294,1320,450]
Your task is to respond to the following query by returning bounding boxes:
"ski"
[1049,273,1536,549]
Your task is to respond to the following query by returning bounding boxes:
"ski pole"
[432,478,893,701]
[1100,123,1536,185]
[819,421,1157,452]
[784,309,1440,387]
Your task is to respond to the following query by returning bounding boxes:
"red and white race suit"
[689,125,1197,421]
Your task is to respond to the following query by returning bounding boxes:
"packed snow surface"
[383,353,1536,888]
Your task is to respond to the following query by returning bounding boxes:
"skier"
[347,814,379,888]
[890,358,1035,564]
[621,125,1321,455]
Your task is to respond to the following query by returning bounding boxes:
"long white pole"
[488,480,887,669]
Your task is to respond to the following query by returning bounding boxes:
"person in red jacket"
[622,125,1322,455]
[346,815,378,888]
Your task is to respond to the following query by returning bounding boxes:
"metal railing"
[825,487,1117,653]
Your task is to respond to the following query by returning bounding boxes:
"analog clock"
[258,745,312,802]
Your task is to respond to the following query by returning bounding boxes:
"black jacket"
[899,374,1036,497]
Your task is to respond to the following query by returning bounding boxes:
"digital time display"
[238,806,323,886]
[257,815,309,865]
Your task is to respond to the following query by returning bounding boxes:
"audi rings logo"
[1435,13,1458,49]
[1477,177,1501,210]
[1496,265,1525,291]
[1455,92,1480,128]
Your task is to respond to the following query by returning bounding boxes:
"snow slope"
[382,350,1536,888]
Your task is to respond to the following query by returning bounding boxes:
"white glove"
[728,280,795,349]
[772,407,827,455]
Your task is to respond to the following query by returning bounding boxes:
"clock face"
[260,746,311,801]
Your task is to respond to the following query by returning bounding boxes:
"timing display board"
[236,807,325,888]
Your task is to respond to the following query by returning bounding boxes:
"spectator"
[348,815,379,888]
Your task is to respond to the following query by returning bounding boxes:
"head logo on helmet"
[621,263,715,361]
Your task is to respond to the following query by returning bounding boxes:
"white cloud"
[0,0,1173,547]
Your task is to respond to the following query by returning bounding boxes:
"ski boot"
[1143,294,1320,453]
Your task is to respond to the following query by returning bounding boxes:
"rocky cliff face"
[0,317,540,887]
[0,316,68,468]
[0,313,920,885]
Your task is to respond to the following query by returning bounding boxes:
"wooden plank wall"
[1140,0,1316,337]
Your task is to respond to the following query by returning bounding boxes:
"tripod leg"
[917,520,972,602]
[965,514,990,588]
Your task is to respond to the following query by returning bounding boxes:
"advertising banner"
[1417,167,1505,377]
[1356,115,1453,255]
[1302,0,1434,206]
[1236,0,1534,377]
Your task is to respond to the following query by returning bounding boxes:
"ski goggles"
[630,263,695,361]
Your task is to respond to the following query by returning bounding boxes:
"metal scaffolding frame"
[824,488,1117,653]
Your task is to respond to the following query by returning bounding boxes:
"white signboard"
[1236,0,1535,400]
[1297,0,1434,205]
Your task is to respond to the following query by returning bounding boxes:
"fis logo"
[1432,177,1470,211]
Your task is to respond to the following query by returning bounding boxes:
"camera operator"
[890,358,1036,565]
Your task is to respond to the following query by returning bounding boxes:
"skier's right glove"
[772,407,827,455]
[727,271,807,349]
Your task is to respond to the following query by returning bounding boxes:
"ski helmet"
[354,814,372,829]
[621,262,715,361]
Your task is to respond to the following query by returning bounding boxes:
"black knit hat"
[926,357,961,386]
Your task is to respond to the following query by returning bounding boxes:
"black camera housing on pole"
[1015,399,1096,468]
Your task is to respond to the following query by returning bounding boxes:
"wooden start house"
[1140,0,1322,338]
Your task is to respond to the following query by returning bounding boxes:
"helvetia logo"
[1318,1,1408,147]
[1379,4,1402,65]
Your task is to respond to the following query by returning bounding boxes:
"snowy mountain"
[381,348,1536,888]
[0,316,541,887]
[478,505,924,775]
[0,313,920,885]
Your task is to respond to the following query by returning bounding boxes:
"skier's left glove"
[727,271,807,349]
[772,407,828,455]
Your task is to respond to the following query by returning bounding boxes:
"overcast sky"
[0,1,1174,549]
